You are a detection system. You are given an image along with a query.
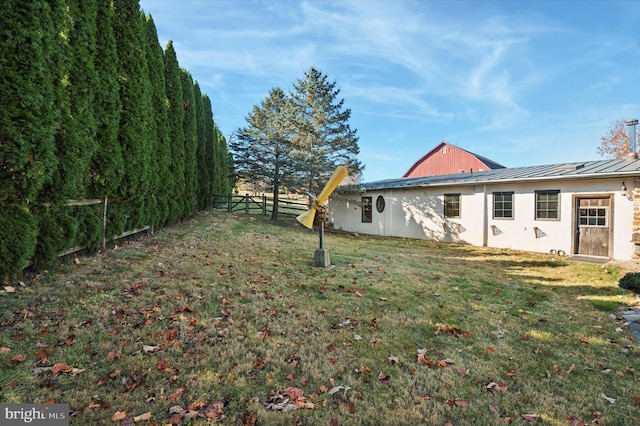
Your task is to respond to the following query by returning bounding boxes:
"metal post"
[627,119,638,153]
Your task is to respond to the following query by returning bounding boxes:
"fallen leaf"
[51,363,69,374]
[328,385,352,396]
[498,417,513,423]
[417,353,434,367]
[388,355,399,364]
[600,393,616,404]
[111,411,127,421]
[7,354,26,366]
[202,401,224,419]
[456,368,469,377]
[378,371,390,384]
[487,346,495,353]
[485,381,509,392]
[3,286,16,293]
[142,344,160,354]
[133,412,152,422]
[521,414,539,422]
[446,399,468,408]
[0,347,10,353]
[444,420,455,426]
[567,415,585,426]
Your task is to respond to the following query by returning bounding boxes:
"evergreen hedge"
[0,0,231,279]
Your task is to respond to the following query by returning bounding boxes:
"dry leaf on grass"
[111,411,127,421]
[600,393,616,404]
[132,412,152,422]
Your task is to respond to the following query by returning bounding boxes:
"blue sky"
[139,0,640,182]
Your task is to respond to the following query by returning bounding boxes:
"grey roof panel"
[341,158,640,192]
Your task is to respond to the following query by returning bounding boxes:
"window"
[535,190,560,220]
[579,207,607,227]
[376,195,385,213]
[444,194,461,218]
[493,192,514,219]
[361,196,372,223]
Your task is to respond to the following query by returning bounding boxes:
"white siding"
[330,177,636,260]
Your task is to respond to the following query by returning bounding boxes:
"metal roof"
[339,157,640,193]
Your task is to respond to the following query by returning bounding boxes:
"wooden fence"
[211,194,308,217]
[40,194,305,264]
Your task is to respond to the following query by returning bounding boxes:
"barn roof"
[339,157,640,193]
[403,142,505,177]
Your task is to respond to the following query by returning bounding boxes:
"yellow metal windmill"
[296,165,348,267]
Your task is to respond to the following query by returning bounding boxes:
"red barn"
[403,142,505,177]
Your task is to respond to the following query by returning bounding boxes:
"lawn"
[1,211,639,425]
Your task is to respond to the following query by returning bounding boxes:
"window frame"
[493,191,514,220]
[535,190,560,221]
[361,196,373,223]
[444,193,461,218]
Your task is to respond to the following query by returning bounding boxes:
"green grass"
[1,211,639,425]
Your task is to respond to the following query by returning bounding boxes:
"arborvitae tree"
[232,88,296,220]
[0,206,38,280]
[0,1,58,203]
[0,1,61,275]
[194,83,211,210]
[164,41,185,222]
[112,0,154,229]
[202,95,217,199]
[90,0,123,200]
[31,0,78,268]
[290,67,363,193]
[143,13,170,225]
[47,0,98,200]
[180,69,198,217]
[216,127,232,196]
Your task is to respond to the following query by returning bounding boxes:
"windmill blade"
[296,165,348,229]
[296,205,318,229]
[316,165,348,206]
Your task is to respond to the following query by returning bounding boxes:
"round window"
[376,195,385,213]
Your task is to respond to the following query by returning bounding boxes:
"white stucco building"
[330,157,640,261]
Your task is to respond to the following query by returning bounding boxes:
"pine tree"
[180,69,198,216]
[232,88,296,220]
[164,41,185,222]
[290,67,362,193]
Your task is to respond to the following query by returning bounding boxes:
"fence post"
[245,195,249,214]
[263,194,267,216]
[102,196,108,250]
[227,194,232,212]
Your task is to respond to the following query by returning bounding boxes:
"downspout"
[482,184,489,247]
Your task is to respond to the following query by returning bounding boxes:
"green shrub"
[618,272,640,294]
[32,206,79,269]
[0,205,38,278]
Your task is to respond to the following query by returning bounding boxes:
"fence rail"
[34,194,305,266]
[211,194,308,217]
